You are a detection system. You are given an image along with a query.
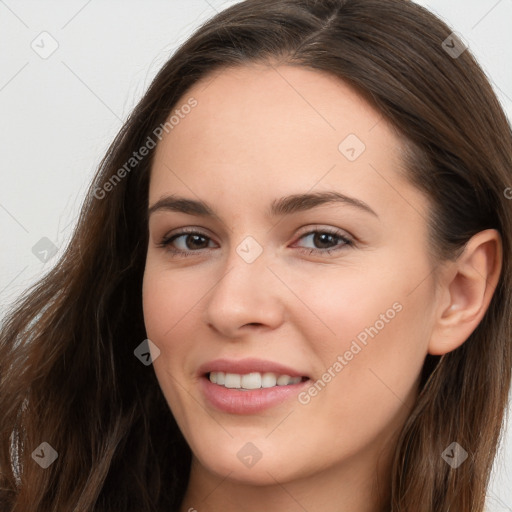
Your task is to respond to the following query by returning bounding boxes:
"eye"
[293,228,354,256]
[158,229,217,257]
[157,226,354,258]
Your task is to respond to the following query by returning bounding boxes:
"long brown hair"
[1,1,511,510]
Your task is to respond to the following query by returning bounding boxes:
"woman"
[1,0,511,510]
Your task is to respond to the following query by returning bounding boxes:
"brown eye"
[294,229,353,256]
[159,230,216,256]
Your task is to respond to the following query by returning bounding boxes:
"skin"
[142,63,502,512]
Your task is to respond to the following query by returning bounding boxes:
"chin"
[188,434,305,485]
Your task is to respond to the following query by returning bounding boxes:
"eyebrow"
[147,191,378,219]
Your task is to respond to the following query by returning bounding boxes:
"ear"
[428,229,502,356]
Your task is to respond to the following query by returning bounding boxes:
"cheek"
[142,262,199,348]
[141,264,201,434]
[291,255,434,451]
[141,263,198,398]
[286,253,433,360]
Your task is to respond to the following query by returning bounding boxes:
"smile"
[208,371,305,390]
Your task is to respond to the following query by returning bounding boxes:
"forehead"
[160,62,388,153]
[149,63,427,223]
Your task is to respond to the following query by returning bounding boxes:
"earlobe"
[428,229,502,356]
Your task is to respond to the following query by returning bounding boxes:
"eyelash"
[157,227,354,258]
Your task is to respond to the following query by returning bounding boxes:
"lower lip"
[200,375,311,414]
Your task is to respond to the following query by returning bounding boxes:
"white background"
[1,1,511,509]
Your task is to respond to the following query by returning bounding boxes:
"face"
[142,63,438,486]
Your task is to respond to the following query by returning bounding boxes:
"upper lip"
[198,358,310,378]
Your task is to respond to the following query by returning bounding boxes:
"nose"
[201,244,286,339]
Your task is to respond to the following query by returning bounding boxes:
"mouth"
[206,371,309,390]
[198,358,312,414]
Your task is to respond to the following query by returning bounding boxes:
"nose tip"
[207,320,267,339]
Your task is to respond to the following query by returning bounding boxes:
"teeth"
[224,373,241,388]
[241,372,261,390]
[262,372,277,388]
[277,374,292,385]
[208,371,303,390]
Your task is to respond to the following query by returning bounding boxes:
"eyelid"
[293,224,354,242]
[159,226,218,243]
[159,227,219,250]
[160,224,352,242]
[158,224,354,257]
